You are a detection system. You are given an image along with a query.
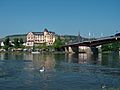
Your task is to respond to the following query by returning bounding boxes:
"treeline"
[101,41,120,51]
[1,36,65,51]
[3,38,24,50]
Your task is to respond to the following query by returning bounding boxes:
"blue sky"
[0,0,120,38]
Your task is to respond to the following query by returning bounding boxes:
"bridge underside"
[65,46,99,54]
[63,36,120,54]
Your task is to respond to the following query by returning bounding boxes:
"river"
[0,52,120,90]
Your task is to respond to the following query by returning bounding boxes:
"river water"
[0,52,120,90]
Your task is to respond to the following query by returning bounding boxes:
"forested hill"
[2,34,90,44]
[4,34,27,42]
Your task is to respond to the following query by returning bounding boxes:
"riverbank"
[101,50,120,54]
[0,50,65,54]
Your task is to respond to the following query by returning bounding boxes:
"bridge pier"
[79,46,98,54]
[96,45,102,53]
[65,46,98,54]
[90,47,98,55]
[68,46,79,53]
[65,47,69,53]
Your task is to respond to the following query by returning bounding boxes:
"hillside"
[2,33,91,44]
[4,34,27,42]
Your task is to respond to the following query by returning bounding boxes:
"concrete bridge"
[63,35,120,54]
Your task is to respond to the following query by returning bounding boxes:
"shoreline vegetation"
[0,36,65,53]
[0,50,66,54]
[1,35,120,54]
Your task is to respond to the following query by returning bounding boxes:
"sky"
[0,0,120,38]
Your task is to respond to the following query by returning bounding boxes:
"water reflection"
[0,52,56,72]
[101,51,120,68]
[64,52,120,68]
[0,52,120,89]
[0,52,33,60]
[66,53,99,65]
[32,54,55,71]
[0,52,120,68]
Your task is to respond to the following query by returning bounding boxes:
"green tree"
[101,43,112,51]
[38,43,49,51]
[53,36,64,50]
[3,37,11,50]
[19,38,24,45]
[101,42,120,51]
[19,38,24,48]
[111,42,120,51]
[13,38,20,48]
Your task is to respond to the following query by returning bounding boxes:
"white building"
[26,28,56,46]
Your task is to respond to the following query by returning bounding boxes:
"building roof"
[49,31,55,34]
[29,28,55,35]
[32,32,44,35]
[44,28,55,34]
[44,28,48,32]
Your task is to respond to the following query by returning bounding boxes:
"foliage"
[101,41,120,51]
[4,38,10,46]
[34,43,54,52]
[13,38,24,48]
[111,42,120,50]
[101,43,112,51]
[53,36,64,50]
[5,34,26,42]
[34,37,64,51]
[19,38,24,45]
[3,37,11,50]
[13,38,20,48]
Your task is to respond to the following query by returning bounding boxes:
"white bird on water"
[39,67,45,72]
[101,84,106,89]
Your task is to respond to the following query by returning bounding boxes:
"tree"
[3,37,11,50]
[101,43,112,51]
[37,43,49,51]
[101,42,120,51]
[19,38,24,48]
[13,38,20,48]
[53,36,64,50]
[19,38,24,45]
[111,41,120,51]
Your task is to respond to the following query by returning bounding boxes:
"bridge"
[62,35,120,54]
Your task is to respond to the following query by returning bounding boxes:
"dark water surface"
[0,52,120,90]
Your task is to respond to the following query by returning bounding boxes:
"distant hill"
[58,34,91,44]
[59,35,77,43]
[4,34,27,42]
[2,33,92,44]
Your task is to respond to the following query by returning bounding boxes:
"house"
[26,28,56,46]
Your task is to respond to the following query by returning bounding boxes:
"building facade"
[26,28,56,46]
